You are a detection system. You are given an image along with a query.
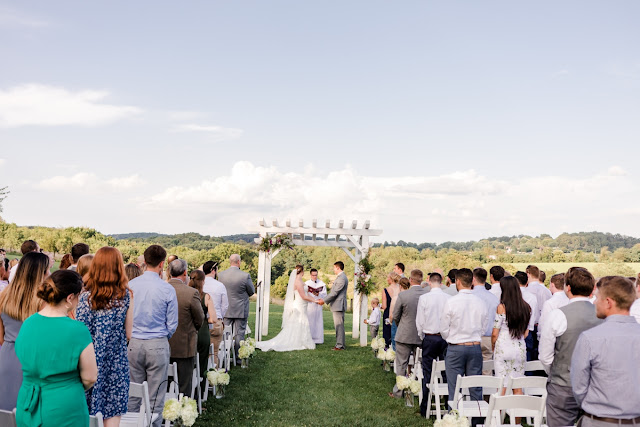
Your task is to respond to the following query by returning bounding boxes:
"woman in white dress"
[256,265,316,352]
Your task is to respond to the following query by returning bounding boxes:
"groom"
[318,261,348,350]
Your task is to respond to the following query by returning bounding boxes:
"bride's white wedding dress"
[256,270,316,352]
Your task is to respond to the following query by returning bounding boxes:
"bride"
[256,265,316,352]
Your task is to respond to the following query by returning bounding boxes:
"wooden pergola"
[253,219,383,346]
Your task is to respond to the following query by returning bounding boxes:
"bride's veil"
[281,269,297,328]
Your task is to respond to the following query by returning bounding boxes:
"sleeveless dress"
[256,283,315,352]
[382,288,392,347]
[196,295,210,380]
[76,291,130,419]
[15,313,93,427]
[493,312,526,379]
[0,313,23,411]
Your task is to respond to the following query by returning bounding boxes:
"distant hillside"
[110,232,167,240]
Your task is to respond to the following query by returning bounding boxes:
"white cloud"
[36,173,145,192]
[0,84,142,128]
[0,8,49,28]
[172,123,244,141]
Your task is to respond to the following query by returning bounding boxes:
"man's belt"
[450,341,481,346]
[585,414,640,424]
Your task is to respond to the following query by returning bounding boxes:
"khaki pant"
[481,336,493,375]
[209,320,224,368]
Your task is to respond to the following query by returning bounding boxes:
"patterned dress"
[493,312,526,379]
[76,291,130,419]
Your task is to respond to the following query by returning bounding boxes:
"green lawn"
[196,302,432,427]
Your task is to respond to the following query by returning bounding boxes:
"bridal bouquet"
[434,410,469,427]
[163,394,199,426]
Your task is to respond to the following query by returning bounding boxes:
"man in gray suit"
[390,269,428,397]
[217,254,255,357]
[318,261,348,350]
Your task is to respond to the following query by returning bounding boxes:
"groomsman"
[415,272,450,417]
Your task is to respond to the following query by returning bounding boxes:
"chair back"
[429,359,446,385]
[90,412,105,427]
[0,409,17,427]
[452,374,504,406]
[507,376,548,398]
[127,381,153,427]
[524,360,544,373]
[167,362,179,396]
[485,394,546,427]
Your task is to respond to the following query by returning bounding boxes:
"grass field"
[196,302,431,427]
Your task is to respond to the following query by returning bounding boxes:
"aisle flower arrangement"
[206,369,231,399]
[395,375,421,407]
[258,234,294,253]
[377,348,395,371]
[162,394,199,426]
[238,339,256,368]
[434,410,469,427]
[371,337,385,355]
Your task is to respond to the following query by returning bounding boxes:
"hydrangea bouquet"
[371,337,385,355]
[162,394,199,426]
[238,339,256,368]
[377,348,395,371]
[396,375,422,407]
[206,369,230,399]
[434,410,470,427]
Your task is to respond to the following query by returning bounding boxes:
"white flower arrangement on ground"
[238,344,252,360]
[395,375,420,393]
[206,368,230,386]
[162,394,199,426]
[383,348,396,361]
[371,337,385,351]
[434,410,470,427]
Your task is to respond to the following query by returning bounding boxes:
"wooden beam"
[291,239,358,248]
[272,219,279,227]
[351,220,357,229]
[338,220,344,228]
[254,226,382,237]
[345,235,364,253]
[364,220,370,229]
[259,218,265,226]
[340,247,356,262]
[286,219,291,227]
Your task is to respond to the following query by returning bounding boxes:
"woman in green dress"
[15,269,98,427]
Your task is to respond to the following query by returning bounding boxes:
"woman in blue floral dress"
[76,247,133,426]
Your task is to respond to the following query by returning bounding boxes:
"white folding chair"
[89,412,105,427]
[506,376,548,424]
[414,348,423,404]
[0,409,17,427]
[223,324,236,367]
[191,357,203,414]
[203,345,216,402]
[448,375,504,420]
[122,381,158,427]
[484,394,546,427]
[425,359,448,420]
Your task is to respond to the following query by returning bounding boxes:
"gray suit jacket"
[217,266,255,319]
[323,272,348,312]
[393,285,428,345]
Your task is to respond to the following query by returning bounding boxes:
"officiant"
[306,269,327,344]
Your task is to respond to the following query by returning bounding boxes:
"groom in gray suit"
[319,261,348,350]
[217,254,255,358]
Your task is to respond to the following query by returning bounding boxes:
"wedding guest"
[68,243,90,271]
[630,273,640,323]
[537,273,569,340]
[9,240,40,283]
[165,254,178,281]
[59,253,73,270]
[363,297,380,338]
[381,272,400,348]
[472,267,499,372]
[0,257,8,293]
[442,268,459,296]
[440,268,487,411]
[525,265,551,360]
[389,277,410,350]
[394,262,406,278]
[0,252,49,411]
[203,260,227,367]
[416,272,451,418]
[135,255,146,271]
[76,253,94,279]
[514,271,538,364]
[390,269,428,398]
[306,269,327,344]
[127,245,178,427]
[538,270,546,285]
[15,270,97,426]
[188,270,216,388]
[218,254,255,358]
[539,267,601,427]
[125,263,142,281]
[76,247,133,426]
[571,276,640,426]
[489,266,505,299]
[492,276,530,395]
[167,259,204,396]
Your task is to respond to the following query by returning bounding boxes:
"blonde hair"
[76,253,94,278]
[0,252,49,321]
[388,272,400,283]
[371,297,380,306]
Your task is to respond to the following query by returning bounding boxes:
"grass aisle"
[197,302,433,426]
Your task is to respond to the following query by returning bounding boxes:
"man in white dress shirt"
[306,268,327,344]
[202,260,228,368]
[440,268,487,415]
[472,268,499,373]
[442,269,459,296]
[525,265,551,360]
[488,266,505,300]
[514,271,538,364]
[537,273,569,340]
[416,272,451,418]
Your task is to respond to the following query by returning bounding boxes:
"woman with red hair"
[76,247,133,427]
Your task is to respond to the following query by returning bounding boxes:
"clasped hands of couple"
[314,299,325,306]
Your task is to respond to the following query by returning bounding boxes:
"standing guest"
[9,240,40,283]
[165,255,178,281]
[440,268,488,411]
[571,276,640,426]
[514,271,538,363]
[630,273,640,323]
[217,254,255,358]
[124,263,142,282]
[15,270,97,427]
[0,256,9,293]
[59,253,73,270]
[389,277,411,350]
[539,267,601,427]
[76,254,95,280]
[538,271,546,286]
[188,270,216,387]
[68,243,90,271]
[0,252,49,411]
[135,255,146,272]
[306,269,327,344]
[472,267,499,372]
[390,269,428,398]
[525,265,551,360]
[492,277,530,395]
[416,272,451,418]
[537,273,569,340]
[76,247,133,427]
[381,272,400,348]
[203,261,227,368]
[317,261,349,350]
[127,245,178,427]
[443,268,459,296]
[167,259,204,396]
[394,262,406,278]
[489,266,505,299]
[363,297,381,338]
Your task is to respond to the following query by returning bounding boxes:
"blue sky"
[1,1,639,243]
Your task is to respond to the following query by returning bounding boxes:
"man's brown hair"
[550,273,565,290]
[144,244,167,268]
[20,240,38,255]
[565,267,595,297]
[410,269,423,284]
[539,271,546,283]
[596,276,636,310]
[455,268,473,288]
[526,265,540,278]
[473,267,488,284]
